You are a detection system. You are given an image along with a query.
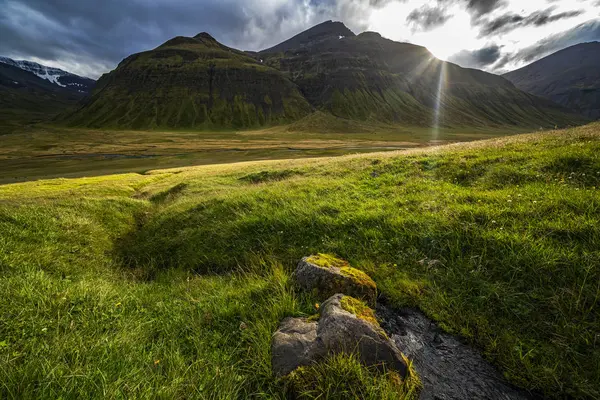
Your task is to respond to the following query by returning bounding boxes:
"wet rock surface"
[377,303,535,400]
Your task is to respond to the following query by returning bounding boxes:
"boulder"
[294,254,377,306]
[318,294,407,376]
[271,317,324,376]
[272,294,407,377]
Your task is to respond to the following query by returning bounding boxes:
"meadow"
[0,123,599,399]
[0,121,525,184]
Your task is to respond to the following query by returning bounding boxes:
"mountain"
[0,56,95,95]
[62,33,311,129]
[258,21,584,128]
[503,42,600,119]
[261,20,356,54]
[0,62,85,132]
[63,21,584,131]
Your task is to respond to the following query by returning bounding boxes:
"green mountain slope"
[63,33,311,129]
[259,22,586,128]
[62,21,586,131]
[503,42,600,119]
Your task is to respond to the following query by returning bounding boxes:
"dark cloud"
[407,5,452,31]
[436,0,507,19]
[478,7,584,36]
[0,0,596,79]
[0,0,390,78]
[466,0,507,18]
[494,19,600,72]
[448,44,502,68]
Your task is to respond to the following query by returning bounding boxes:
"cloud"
[494,19,600,71]
[0,0,392,78]
[478,7,584,36]
[448,44,502,68]
[436,0,507,19]
[407,5,452,31]
[0,0,597,79]
[465,0,507,18]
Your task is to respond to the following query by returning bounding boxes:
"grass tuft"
[283,353,420,400]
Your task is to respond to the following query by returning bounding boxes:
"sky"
[0,0,599,79]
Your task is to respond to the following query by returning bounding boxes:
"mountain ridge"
[503,41,600,119]
[61,21,586,130]
[0,62,87,132]
[62,33,311,129]
[261,20,356,54]
[257,22,583,128]
[0,56,95,95]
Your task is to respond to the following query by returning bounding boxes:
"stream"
[376,304,540,400]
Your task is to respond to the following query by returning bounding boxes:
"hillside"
[60,21,585,131]
[0,123,599,399]
[259,21,584,129]
[504,42,600,119]
[0,56,96,95]
[62,33,311,129]
[0,62,85,132]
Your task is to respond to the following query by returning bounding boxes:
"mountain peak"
[260,20,355,54]
[0,55,95,93]
[194,32,216,41]
[158,32,221,50]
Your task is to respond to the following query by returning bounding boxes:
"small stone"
[294,254,377,306]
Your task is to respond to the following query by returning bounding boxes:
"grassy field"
[0,122,528,184]
[0,123,599,398]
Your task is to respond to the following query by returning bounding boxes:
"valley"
[0,123,524,183]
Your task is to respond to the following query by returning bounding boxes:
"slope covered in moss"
[63,33,311,130]
[259,22,586,129]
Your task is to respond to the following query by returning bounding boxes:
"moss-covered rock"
[295,254,377,306]
[271,294,407,378]
[340,295,387,339]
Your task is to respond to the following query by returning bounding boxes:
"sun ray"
[432,60,448,141]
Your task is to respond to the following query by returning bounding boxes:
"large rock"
[294,254,377,306]
[271,317,324,376]
[271,294,407,377]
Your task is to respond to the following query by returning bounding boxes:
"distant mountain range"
[61,21,584,130]
[3,22,597,132]
[503,42,600,119]
[0,57,95,132]
[0,56,95,95]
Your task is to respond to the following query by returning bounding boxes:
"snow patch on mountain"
[0,56,70,86]
[0,56,95,94]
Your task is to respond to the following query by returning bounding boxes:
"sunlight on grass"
[0,123,599,398]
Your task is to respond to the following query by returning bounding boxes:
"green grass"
[0,123,526,184]
[1,123,599,398]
